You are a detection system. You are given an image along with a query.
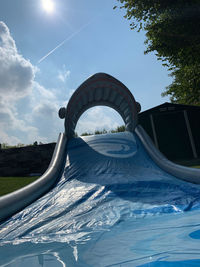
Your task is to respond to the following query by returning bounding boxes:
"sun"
[42,0,54,13]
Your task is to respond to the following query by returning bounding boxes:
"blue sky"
[0,0,172,145]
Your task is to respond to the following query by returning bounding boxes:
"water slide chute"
[0,72,199,223]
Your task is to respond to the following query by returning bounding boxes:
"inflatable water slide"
[0,73,200,266]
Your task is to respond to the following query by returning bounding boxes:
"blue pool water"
[1,132,200,266]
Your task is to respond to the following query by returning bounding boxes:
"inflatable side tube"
[135,125,200,184]
[0,133,67,223]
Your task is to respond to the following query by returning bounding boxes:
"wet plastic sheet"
[1,132,200,266]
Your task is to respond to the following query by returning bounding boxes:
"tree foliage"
[111,125,125,133]
[80,125,125,136]
[0,143,26,149]
[115,0,200,105]
[162,65,200,104]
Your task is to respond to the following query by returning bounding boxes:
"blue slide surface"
[1,132,200,266]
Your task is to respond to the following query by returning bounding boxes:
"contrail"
[38,20,92,64]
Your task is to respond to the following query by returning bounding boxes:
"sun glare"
[42,0,54,13]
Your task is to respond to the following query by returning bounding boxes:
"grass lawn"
[0,176,39,197]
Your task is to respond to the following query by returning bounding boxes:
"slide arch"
[59,73,140,139]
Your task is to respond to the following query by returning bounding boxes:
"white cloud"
[0,130,20,145]
[0,21,41,144]
[0,21,63,145]
[0,21,37,99]
[23,81,64,142]
[30,82,60,120]
[34,102,57,118]
[57,66,70,83]
[76,106,124,135]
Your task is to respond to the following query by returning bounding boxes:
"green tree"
[94,129,108,135]
[17,143,25,148]
[162,65,200,105]
[111,125,125,133]
[81,132,92,136]
[1,143,9,149]
[115,0,200,105]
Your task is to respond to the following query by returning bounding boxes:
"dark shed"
[138,102,200,163]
